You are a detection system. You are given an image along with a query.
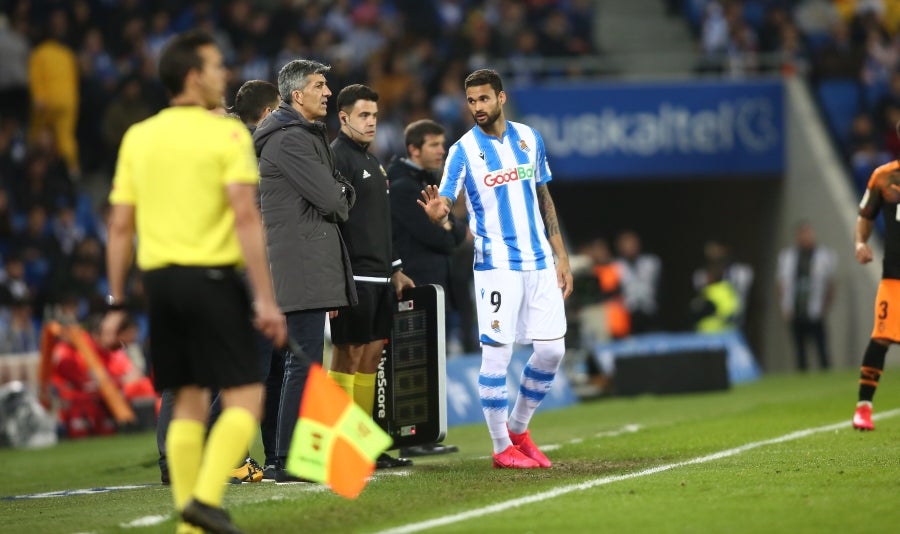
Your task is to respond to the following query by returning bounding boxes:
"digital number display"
[391,310,429,425]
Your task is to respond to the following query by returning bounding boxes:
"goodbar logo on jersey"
[483,163,535,187]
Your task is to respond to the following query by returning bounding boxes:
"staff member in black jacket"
[330,84,415,469]
[388,119,466,458]
[254,59,357,482]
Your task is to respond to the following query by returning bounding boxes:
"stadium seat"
[742,1,766,30]
[75,193,98,237]
[815,79,862,149]
[865,80,889,112]
[803,32,834,54]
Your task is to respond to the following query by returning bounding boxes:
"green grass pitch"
[3,368,900,533]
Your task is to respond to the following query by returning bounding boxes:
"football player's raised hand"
[417,185,450,225]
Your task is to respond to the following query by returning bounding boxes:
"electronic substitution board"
[373,284,447,448]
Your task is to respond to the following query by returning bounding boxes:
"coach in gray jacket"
[254,58,357,482]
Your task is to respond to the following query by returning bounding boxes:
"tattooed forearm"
[536,184,560,238]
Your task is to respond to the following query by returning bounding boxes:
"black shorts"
[330,281,393,344]
[144,265,260,391]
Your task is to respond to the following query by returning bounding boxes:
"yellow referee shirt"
[109,106,259,270]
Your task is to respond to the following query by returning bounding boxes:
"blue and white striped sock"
[479,344,513,454]
[508,338,565,435]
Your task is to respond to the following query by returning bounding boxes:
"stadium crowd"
[682,1,900,200]
[0,0,596,358]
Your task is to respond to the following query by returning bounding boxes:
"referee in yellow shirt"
[105,31,286,534]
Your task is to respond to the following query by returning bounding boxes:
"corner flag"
[286,363,392,498]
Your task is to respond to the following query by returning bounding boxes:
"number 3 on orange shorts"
[872,279,900,341]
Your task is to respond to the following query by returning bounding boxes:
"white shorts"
[473,268,567,345]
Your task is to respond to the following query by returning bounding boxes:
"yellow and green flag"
[286,363,392,498]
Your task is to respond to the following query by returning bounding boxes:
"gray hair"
[277,59,331,102]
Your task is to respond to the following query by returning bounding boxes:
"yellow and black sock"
[328,370,355,398]
[193,407,257,508]
[165,419,205,511]
[859,340,888,402]
[354,372,376,417]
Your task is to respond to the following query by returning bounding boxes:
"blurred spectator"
[615,230,661,334]
[698,1,730,73]
[689,260,739,333]
[795,0,842,38]
[872,70,900,130]
[0,189,15,251]
[539,9,575,57]
[879,103,900,157]
[777,221,837,371]
[0,254,29,302]
[50,315,155,438]
[849,112,892,189]
[852,140,892,192]
[51,205,86,257]
[388,119,467,339]
[758,5,792,54]
[28,9,80,176]
[274,31,308,75]
[568,0,596,54]
[692,240,754,328]
[0,296,38,354]
[145,10,174,62]
[575,238,630,344]
[508,29,544,86]
[431,63,470,140]
[773,20,811,76]
[15,153,57,214]
[0,116,27,186]
[79,27,118,92]
[0,14,30,124]
[861,21,899,89]
[101,76,154,161]
[724,4,760,78]
[13,206,60,290]
[810,19,864,80]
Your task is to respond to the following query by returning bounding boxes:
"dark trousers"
[791,317,829,371]
[274,309,326,463]
[157,330,279,473]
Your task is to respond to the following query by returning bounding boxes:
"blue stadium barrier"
[445,349,578,427]
[510,79,785,179]
[592,331,762,385]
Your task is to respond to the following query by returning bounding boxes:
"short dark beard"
[474,106,501,129]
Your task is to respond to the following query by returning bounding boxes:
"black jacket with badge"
[387,157,467,293]
[253,102,358,312]
[331,130,400,279]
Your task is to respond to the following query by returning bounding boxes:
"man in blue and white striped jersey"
[419,69,573,469]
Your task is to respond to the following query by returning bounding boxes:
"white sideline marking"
[595,423,642,439]
[4,484,154,500]
[120,515,168,528]
[374,409,900,534]
[372,469,412,478]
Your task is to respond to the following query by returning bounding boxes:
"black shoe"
[262,464,277,482]
[376,452,413,469]
[274,466,313,483]
[182,499,243,534]
[400,443,460,457]
[160,470,170,486]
